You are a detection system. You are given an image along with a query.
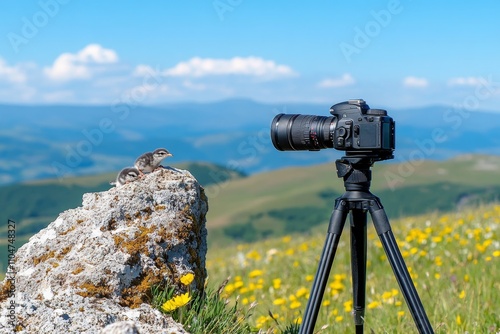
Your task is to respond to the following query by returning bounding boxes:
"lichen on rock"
[0,168,208,334]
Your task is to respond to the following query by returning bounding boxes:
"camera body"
[271,99,395,161]
[331,99,394,155]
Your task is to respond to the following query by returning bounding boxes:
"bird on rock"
[111,167,141,187]
[134,148,173,176]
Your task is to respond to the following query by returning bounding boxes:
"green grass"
[151,279,256,333]
[206,203,500,333]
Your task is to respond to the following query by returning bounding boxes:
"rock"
[100,321,139,334]
[0,168,208,334]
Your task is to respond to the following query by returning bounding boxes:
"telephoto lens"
[271,114,337,151]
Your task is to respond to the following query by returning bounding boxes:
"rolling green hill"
[205,155,500,243]
[1,155,500,277]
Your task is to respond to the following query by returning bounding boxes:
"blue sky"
[0,0,499,109]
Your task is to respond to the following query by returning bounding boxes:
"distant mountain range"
[1,99,500,185]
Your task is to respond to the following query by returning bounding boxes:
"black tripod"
[299,156,434,334]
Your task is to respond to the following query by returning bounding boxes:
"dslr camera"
[271,99,395,161]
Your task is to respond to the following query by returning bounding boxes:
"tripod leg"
[350,209,367,334]
[368,200,434,334]
[299,199,349,334]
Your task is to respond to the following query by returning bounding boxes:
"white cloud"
[4,47,499,107]
[44,44,119,81]
[161,56,297,78]
[448,76,486,86]
[132,64,158,77]
[0,58,27,83]
[317,74,355,88]
[403,76,428,88]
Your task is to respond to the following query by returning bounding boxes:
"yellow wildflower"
[273,298,286,305]
[162,292,192,312]
[248,269,263,278]
[432,236,443,243]
[367,301,381,309]
[329,280,345,291]
[180,273,194,286]
[256,315,269,329]
[382,291,393,300]
[343,300,352,313]
[246,250,261,261]
[224,283,235,294]
[296,287,309,298]
[273,278,282,289]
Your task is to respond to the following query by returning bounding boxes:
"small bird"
[110,167,141,187]
[134,148,173,175]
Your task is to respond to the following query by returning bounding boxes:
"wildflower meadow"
[205,204,500,333]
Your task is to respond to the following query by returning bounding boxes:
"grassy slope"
[205,155,500,243]
[206,203,500,333]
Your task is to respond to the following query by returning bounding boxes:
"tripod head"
[335,155,381,192]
